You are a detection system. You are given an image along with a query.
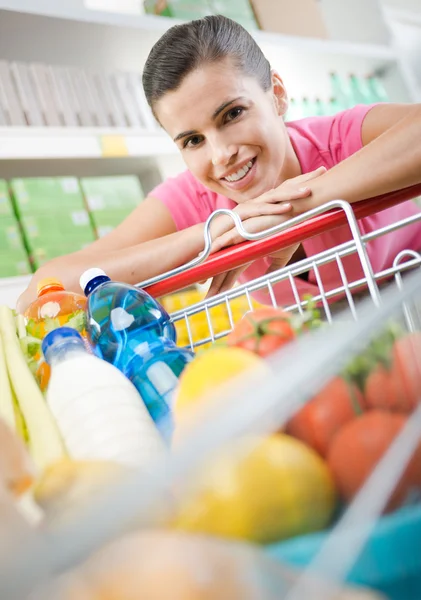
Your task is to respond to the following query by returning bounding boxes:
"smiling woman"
[17,15,421,313]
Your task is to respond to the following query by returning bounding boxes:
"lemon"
[173,434,336,544]
[174,347,267,414]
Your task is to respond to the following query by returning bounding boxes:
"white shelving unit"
[0,0,419,306]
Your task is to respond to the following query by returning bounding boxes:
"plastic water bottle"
[124,338,194,442]
[80,268,194,438]
[42,327,166,467]
[79,268,176,370]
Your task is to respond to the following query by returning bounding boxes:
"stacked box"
[80,176,144,238]
[0,183,31,276]
[144,0,258,29]
[10,177,96,270]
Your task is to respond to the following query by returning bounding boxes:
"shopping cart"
[2,187,421,600]
[143,184,421,350]
[138,184,421,599]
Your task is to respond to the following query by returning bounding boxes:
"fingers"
[235,200,292,219]
[206,266,245,298]
[296,166,327,183]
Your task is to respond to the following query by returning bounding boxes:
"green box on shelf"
[144,0,210,18]
[144,0,259,28]
[90,208,132,238]
[0,180,14,216]
[10,177,85,216]
[20,211,96,245]
[0,216,26,253]
[0,249,32,277]
[79,176,144,212]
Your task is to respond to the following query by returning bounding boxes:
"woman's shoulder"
[287,104,377,167]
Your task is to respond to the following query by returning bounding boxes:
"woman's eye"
[224,107,244,123]
[184,135,203,148]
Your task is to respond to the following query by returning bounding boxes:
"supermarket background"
[0,0,420,309]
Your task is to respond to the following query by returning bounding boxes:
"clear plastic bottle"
[124,338,194,442]
[80,268,176,370]
[80,268,194,439]
[24,277,87,391]
[42,327,166,467]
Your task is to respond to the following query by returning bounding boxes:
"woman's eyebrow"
[173,96,245,143]
[212,96,244,119]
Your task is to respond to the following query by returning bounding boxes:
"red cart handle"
[142,184,421,298]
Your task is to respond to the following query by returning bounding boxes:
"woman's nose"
[210,141,238,167]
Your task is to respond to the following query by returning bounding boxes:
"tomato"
[364,333,421,413]
[391,332,421,410]
[286,377,363,457]
[327,411,421,513]
[226,308,296,357]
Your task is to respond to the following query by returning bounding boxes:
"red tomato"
[286,377,363,457]
[226,308,296,357]
[328,411,421,513]
[364,333,421,413]
[391,333,421,410]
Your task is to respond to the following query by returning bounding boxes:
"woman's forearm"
[17,223,206,312]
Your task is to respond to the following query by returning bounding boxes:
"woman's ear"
[271,70,288,117]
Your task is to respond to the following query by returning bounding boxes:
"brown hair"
[142,15,271,117]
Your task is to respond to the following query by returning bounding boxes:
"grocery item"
[0,418,34,497]
[0,305,65,470]
[42,327,166,466]
[80,268,176,368]
[327,411,421,513]
[226,307,296,357]
[81,268,192,437]
[34,531,382,600]
[174,346,268,415]
[33,458,131,524]
[25,277,87,339]
[24,277,87,391]
[173,435,337,543]
[123,338,194,442]
[286,376,364,457]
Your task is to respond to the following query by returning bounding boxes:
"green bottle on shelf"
[285,97,302,122]
[329,72,351,110]
[314,98,326,116]
[366,75,389,103]
[349,74,371,105]
[326,97,342,116]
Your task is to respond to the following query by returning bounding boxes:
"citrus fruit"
[173,434,337,544]
[174,347,267,414]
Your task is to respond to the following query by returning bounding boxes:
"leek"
[0,328,16,431]
[0,306,66,470]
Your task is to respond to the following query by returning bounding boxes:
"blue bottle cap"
[79,268,110,296]
[42,327,84,365]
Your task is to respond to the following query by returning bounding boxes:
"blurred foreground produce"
[172,435,337,543]
[34,530,385,600]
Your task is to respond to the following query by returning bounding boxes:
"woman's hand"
[205,167,327,297]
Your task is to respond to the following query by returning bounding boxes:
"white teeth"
[225,160,253,183]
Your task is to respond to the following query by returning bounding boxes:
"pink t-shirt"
[151,105,421,305]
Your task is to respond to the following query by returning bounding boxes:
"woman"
[17,15,421,312]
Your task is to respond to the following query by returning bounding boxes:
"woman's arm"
[17,197,202,312]
[295,103,421,212]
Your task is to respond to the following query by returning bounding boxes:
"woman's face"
[154,58,300,203]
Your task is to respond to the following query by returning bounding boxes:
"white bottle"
[42,327,165,467]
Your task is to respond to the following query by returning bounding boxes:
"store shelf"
[0,275,31,308]
[0,0,398,62]
[0,127,177,160]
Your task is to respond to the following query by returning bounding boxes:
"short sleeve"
[328,104,377,162]
[150,171,214,231]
